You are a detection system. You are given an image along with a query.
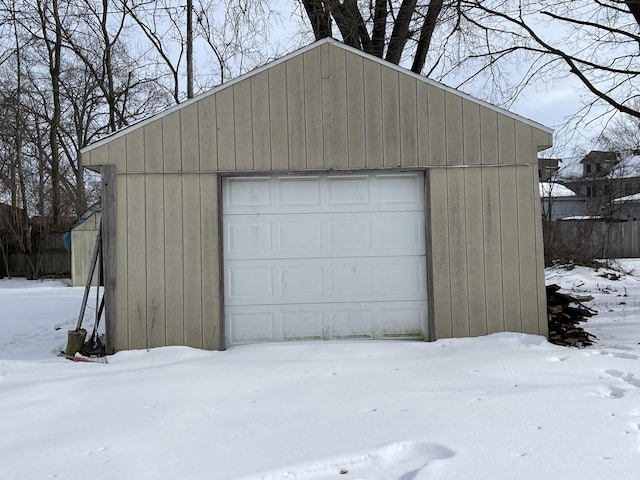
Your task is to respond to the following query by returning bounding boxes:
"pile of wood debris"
[546,284,598,347]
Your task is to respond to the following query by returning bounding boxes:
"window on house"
[604,185,611,195]
[586,164,592,174]
[586,186,598,197]
[596,163,602,172]
[625,183,632,195]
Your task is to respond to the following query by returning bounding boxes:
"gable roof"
[580,150,618,165]
[82,38,552,154]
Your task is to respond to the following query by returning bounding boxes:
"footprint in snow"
[546,355,569,362]
[605,369,640,389]
[240,441,455,480]
[599,351,639,360]
[597,385,626,399]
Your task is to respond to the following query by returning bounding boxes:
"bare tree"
[298,0,447,74]
[125,0,187,104]
[451,1,640,119]
[296,1,640,122]
[194,0,282,87]
[598,103,640,158]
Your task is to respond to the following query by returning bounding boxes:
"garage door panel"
[227,222,272,253]
[328,220,371,250]
[228,311,275,344]
[225,257,426,305]
[225,301,426,344]
[223,173,428,345]
[378,262,425,294]
[377,173,421,205]
[277,176,321,206]
[331,309,374,339]
[223,174,424,215]
[281,265,323,297]
[278,220,323,251]
[228,267,273,299]
[327,175,370,206]
[282,310,325,340]
[329,264,373,296]
[375,214,424,250]
[225,177,271,209]
[224,212,425,259]
[381,305,426,338]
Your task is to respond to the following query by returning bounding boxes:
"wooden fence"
[1,231,70,279]
[544,220,640,260]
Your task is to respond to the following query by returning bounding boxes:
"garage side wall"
[429,164,548,339]
[88,131,222,352]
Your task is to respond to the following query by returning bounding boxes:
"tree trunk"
[411,0,444,73]
[385,0,418,65]
[301,0,332,40]
[371,0,387,58]
[625,0,640,26]
[187,0,194,98]
[39,0,63,228]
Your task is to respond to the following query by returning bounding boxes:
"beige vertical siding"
[320,46,332,167]
[428,169,452,338]
[251,71,271,171]
[216,87,236,171]
[287,55,306,170]
[345,50,366,168]
[363,58,384,169]
[465,169,487,337]
[70,212,102,287]
[163,112,185,346]
[200,174,221,349]
[304,47,324,170]
[234,79,253,171]
[182,105,205,348]
[429,164,545,340]
[444,93,464,166]
[125,130,146,349]
[416,82,430,166]
[268,62,289,170]
[481,167,505,333]
[381,67,400,168]
[198,94,218,170]
[399,74,418,167]
[82,40,551,351]
[447,168,470,337]
[427,85,446,165]
[329,46,347,168]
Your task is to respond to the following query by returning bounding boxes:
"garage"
[81,37,553,353]
[223,173,428,345]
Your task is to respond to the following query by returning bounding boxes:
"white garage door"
[222,172,428,346]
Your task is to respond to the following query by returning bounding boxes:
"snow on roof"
[614,192,640,203]
[539,182,576,197]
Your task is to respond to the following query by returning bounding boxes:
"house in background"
[80,38,553,354]
[581,150,618,177]
[563,151,640,218]
[538,158,561,181]
[539,182,585,221]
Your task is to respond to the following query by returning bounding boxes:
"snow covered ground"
[1,262,640,480]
